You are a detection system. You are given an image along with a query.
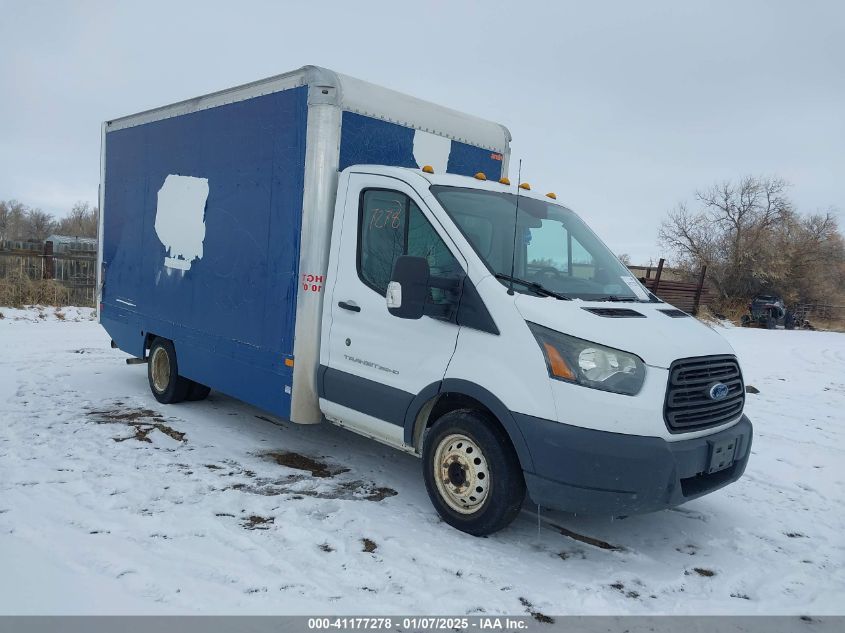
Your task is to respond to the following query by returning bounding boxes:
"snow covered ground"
[0,306,843,615]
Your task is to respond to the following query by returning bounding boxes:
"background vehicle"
[741,294,796,329]
[99,66,752,535]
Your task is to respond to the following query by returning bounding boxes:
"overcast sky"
[1,0,842,262]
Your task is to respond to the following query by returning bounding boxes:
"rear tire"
[422,409,525,536]
[186,381,211,401]
[147,338,191,404]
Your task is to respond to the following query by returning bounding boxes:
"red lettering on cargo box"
[301,273,325,293]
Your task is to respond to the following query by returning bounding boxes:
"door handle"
[338,301,361,313]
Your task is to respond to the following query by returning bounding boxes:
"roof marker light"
[422,165,434,174]
[474,172,487,181]
[499,177,511,185]
[519,182,531,190]
[546,192,557,200]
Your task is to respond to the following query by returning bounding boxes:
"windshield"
[431,186,650,302]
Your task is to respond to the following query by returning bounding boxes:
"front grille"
[664,355,744,432]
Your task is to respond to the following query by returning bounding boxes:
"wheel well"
[143,332,166,357]
[143,333,155,354]
[412,392,503,452]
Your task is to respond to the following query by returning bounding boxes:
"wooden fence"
[0,239,96,306]
[794,303,845,324]
[634,258,711,314]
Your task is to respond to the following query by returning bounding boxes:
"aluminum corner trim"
[290,101,342,424]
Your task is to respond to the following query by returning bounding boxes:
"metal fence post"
[652,258,665,294]
[692,265,707,315]
[43,240,54,280]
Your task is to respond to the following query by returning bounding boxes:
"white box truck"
[99,65,752,535]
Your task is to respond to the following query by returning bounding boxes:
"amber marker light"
[499,177,511,185]
[284,358,294,367]
[474,172,487,180]
[546,192,557,200]
[519,182,531,190]
[422,165,434,173]
[543,343,575,380]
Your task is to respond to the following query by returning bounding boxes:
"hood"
[514,294,735,369]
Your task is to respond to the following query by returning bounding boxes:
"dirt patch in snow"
[242,515,274,530]
[361,538,377,553]
[86,407,186,443]
[263,451,349,478]
[232,477,397,502]
[546,521,625,551]
[518,597,554,623]
[337,481,397,502]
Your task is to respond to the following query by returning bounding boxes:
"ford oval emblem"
[709,382,730,400]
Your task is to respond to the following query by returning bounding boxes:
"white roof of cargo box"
[105,66,511,153]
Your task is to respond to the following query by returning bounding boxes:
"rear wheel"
[147,338,191,404]
[422,409,525,536]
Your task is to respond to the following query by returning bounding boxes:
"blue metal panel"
[446,140,503,180]
[338,112,503,180]
[101,87,308,417]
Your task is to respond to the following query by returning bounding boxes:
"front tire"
[422,409,525,536]
[147,338,191,404]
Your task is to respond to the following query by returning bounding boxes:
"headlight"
[528,322,646,395]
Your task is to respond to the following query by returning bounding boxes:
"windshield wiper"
[495,273,571,300]
[593,295,641,303]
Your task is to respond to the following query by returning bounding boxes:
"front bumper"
[516,413,752,515]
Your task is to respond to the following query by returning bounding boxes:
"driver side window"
[358,189,463,304]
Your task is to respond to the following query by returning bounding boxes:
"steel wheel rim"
[433,433,490,514]
[150,347,170,393]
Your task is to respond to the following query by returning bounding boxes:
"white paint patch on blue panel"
[412,130,451,174]
[154,175,209,271]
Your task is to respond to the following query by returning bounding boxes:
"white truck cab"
[317,165,751,535]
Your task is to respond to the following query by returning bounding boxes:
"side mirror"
[387,256,430,319]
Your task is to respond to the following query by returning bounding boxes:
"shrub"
[0,270,71,307]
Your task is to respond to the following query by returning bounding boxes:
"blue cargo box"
[98,66,511,422]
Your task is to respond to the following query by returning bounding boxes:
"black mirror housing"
[388,256,430,319]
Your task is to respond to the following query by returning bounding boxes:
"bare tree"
[21,208,56,242]
[660,176,844,304]
[0,200,27,241]
[55,201,98,238]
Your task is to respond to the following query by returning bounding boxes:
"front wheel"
[422,409,525,536]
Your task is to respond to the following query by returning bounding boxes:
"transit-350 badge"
[708,382,730,400]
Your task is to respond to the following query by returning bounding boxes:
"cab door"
[320,173,466,447]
